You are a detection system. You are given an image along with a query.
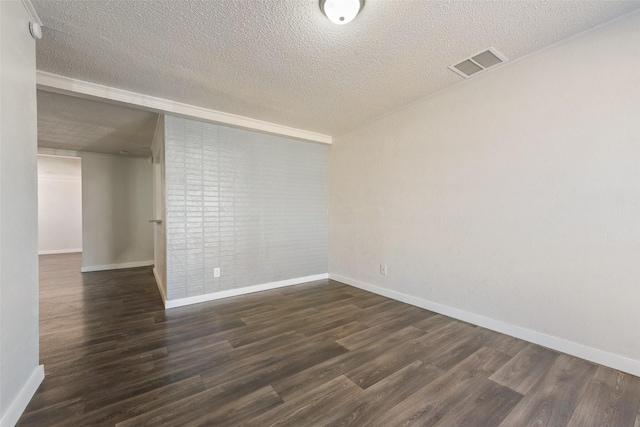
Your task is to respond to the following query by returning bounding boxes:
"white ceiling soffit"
[37,90,158,157]
[37,155,81,179]
[36,72,333,145]
[33,1,640,137]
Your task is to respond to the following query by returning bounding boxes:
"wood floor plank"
[46,346,169,380]
[56,376,206,426]
[367,347,513,427]
[222,309,317,347]
[431,380,522,427]
[498,354,598,427]
[336,311,450,353]
[271,326,425,401]
[200,336,346,388]
[26,340,233,414]
[566,366,640,427]
[345,321,475,389]
[303,320,370,341]
[116,385,282,426]
[40,339,118,368]
[182,386,283,427]
[16,397,86,427]
[489,343,559,394]
[411,313,456,333]
[334,314,430,351]
[245,376,362,427]
[476,328,530,357]
[81,341,236,412]
[424,326,501,371]
[314,360,444,427]
[293,305,368,336]
[358,301,434,328]
[201,340,349,397]
[240,304,320,325]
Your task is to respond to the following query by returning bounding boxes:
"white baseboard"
[330,273,640,378]
[38,248,82,255]
[81,260,154,273]
[153,267,167,305]
[165,273,329,309]
[0,365,44,427]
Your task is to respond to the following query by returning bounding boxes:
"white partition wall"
[80,152,154,272]
[151,115,167,301]
[0,2,44,425]
[163,116,328,307]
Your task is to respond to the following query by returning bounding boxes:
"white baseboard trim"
[39,248,82,255]
[152,267,167,306]
[165,273,329,309]
[81,260,154,273]
[330,273,640,378]
[0,364,44,427]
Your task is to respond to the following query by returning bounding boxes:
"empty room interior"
[1,0,639,426]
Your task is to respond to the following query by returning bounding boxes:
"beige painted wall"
[329,13,640,371]
[37,155,83,254]
[0,1,42,424]
[80,152,154,271]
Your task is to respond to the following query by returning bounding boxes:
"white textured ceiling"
[37,91,158,157]
[34,0,640,136]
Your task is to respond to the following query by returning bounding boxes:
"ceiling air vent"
[449,47,508,79]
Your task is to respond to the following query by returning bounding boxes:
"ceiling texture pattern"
[34,1,640,137]
[37,90,158,157]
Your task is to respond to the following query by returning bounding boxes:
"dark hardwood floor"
[18,253,640,426]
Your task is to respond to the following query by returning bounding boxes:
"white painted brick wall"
[164,116,328,299]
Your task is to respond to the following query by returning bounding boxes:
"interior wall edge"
[20,0,42,25]
[153,267,167,308]
[38,249,81,255]
[330,273,640,378]
[37,148,79,158]
[0,365,43,427]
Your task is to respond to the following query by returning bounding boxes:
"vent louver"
[449,47,508,79]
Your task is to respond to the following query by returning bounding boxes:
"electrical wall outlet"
[214,267,221,278]
[380,264,388,276]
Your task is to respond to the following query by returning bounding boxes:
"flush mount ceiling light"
[320,0,364,25]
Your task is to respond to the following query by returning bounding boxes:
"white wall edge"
[0,364,44,427]
[37,148,80,158]
[37,175,81,182]
[36,71,332,145]
[21,0,42,25]
[165,273,329,309]
[153,267,167,308]
[39,248,82,255]
[330,273,640,378]
[81,260,154,273]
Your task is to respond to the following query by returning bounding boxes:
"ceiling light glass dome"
[320,0,364,25]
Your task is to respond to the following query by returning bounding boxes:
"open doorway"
[37,155,83,256]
